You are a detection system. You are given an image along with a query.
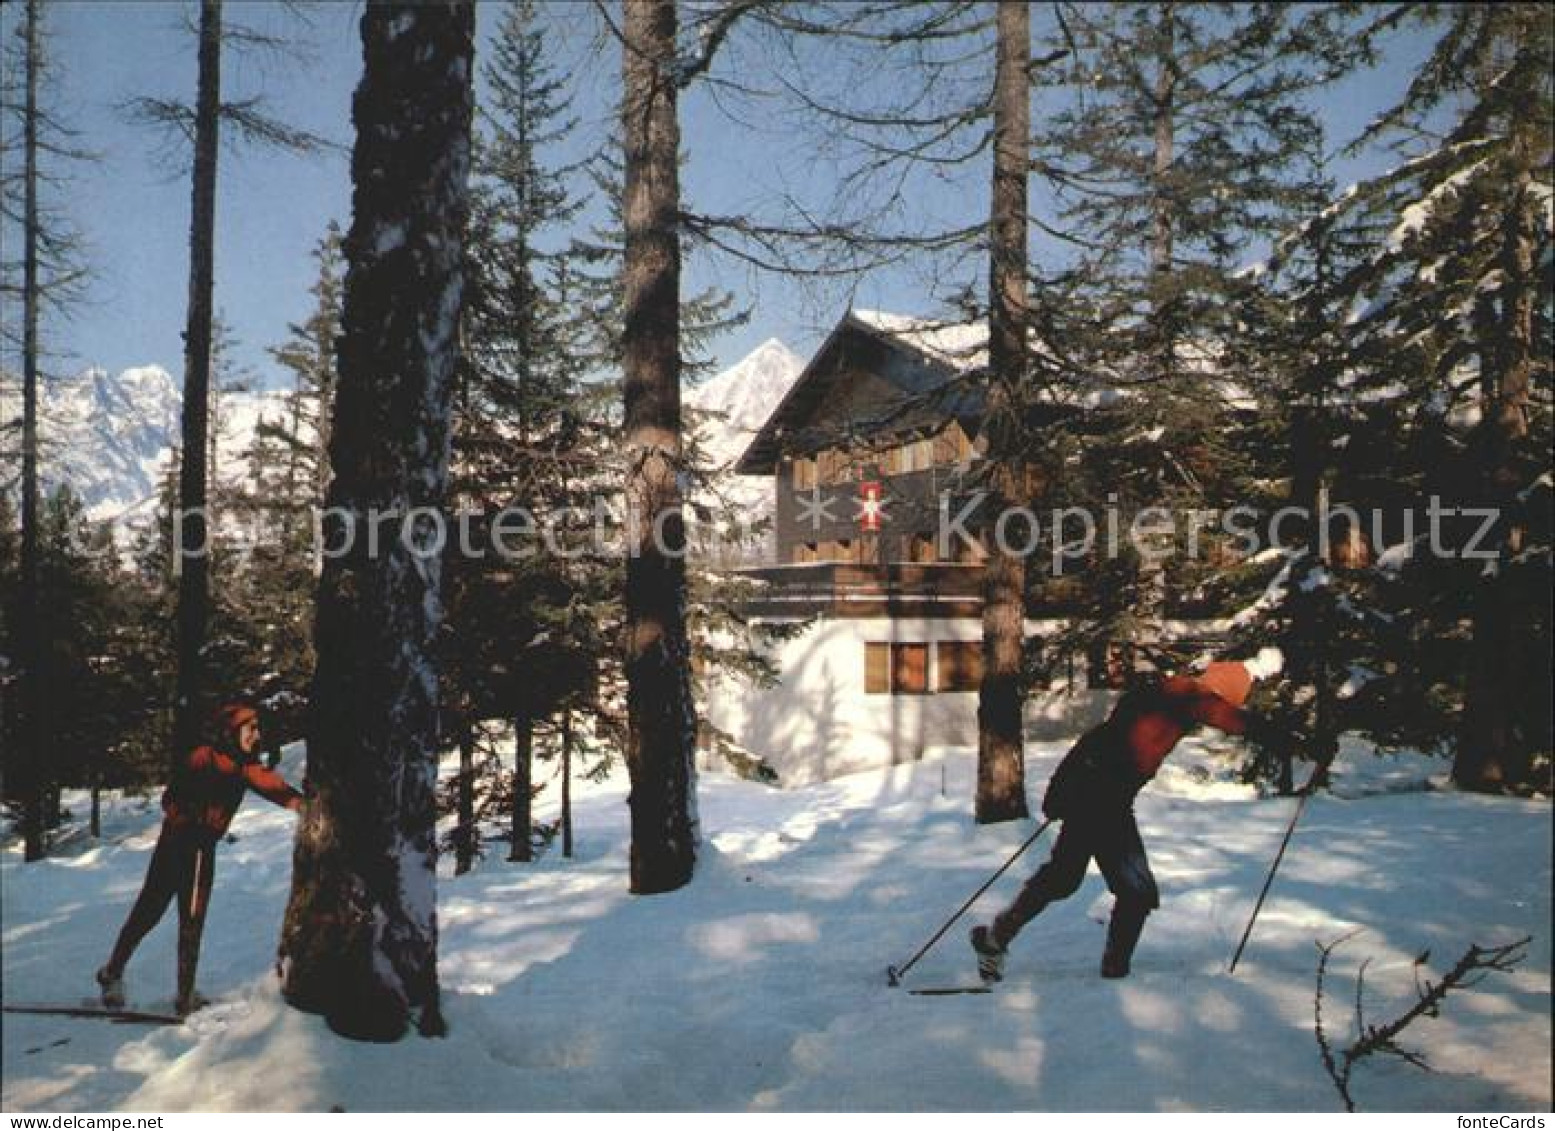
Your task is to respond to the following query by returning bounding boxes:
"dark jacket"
[1043,675,1252,820]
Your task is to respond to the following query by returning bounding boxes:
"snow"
[1335,664,1382,702]
[686,338,805,474]
[685,338,805,542]
[850,309,989,372]
[4,736,1548,1113]
[0,361,293,527]
[1230,551,1297,628]
[1386,160,1489,253]
[1297,566,1332,593]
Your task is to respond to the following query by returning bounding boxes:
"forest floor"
[3,734,1549,1112]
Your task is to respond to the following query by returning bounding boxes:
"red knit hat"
[213,702,259,738]
[1198,661,1253,707]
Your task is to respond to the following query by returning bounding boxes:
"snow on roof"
[849,309,989,372]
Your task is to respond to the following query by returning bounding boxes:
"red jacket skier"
[972,649,1288,981]
[97,702,304,1015]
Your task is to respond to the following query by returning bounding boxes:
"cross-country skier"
[96,702,304,1015]
[970,648,1304,982]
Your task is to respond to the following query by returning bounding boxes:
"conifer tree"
[976,0,1032,824]
[279,0,474,1042]
[225,223,345,753]
[441,0,601,867]
[123,0,327,758]
[1,0,92,859]
[1030,2,1348,654]
[618,0,699,893]
[1280,5,1553,790]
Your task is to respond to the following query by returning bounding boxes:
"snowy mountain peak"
[41,364,182,519]
[685,339,806,536]
[31,363,284,523]
[688,338,805,437]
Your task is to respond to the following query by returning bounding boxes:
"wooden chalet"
[703,309,1228,785]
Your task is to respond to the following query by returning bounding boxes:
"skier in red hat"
[971,648,1296,981]
[96,702,305,1015]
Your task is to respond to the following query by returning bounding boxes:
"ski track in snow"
[3,739,1549,1112]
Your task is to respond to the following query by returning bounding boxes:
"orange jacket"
[163,744,303,837]
[1114,674,1251,779]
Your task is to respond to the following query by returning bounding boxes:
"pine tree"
[619,0,698,893]
[222,223,345,755]
[1,0,92,860]
[1287,6,1553,790]
[166,0,222,760]
[975,0,1032,824]
[9,0,47,860]
[121,0,327,758]
[279,0,474,1042]
[441,0,596,868]
[1030,2,1347,652]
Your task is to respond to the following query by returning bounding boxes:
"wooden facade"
[739,311,991,572]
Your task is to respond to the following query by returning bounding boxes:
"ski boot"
[1101,903,1148,979]
[95,965,126,1009]
[970,924,1007,983]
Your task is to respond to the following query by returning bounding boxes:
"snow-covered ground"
[3,737,1549,1112]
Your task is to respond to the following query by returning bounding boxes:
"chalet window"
[910,533,938,563]
[937,642,983,692]
[891,643,929,695]
[865,642,933,694]
[865,643,890,694]
[794,542,818,564]
[793,457,816,490]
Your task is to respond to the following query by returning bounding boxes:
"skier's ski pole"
[887,817,1053,987]
[1228,770,1322,975]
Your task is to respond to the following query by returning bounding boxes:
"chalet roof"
[735,310,988,475]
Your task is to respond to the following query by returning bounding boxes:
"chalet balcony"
[728,560,1222,621]
[732,561,987,619]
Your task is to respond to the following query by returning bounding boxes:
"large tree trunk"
[171,0,222,759]
[507,711,533,862]
[1456,161,1536,792]
[1149,9,1175,378]
[455,719,475,876]
[1135,7,1177,643]
[279,0,474,1043]
[561,710,574,859]
[17,0,45,861]
[975,0,1031,825]
[620,0,698,894]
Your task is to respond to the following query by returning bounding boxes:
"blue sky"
[4,1,1436,387]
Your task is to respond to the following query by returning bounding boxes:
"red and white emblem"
[859,481,884,532]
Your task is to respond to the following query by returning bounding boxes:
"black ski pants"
[991,804,1159,948]
[106,821,217,993]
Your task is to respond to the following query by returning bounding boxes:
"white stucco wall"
[701,616,1122,786]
